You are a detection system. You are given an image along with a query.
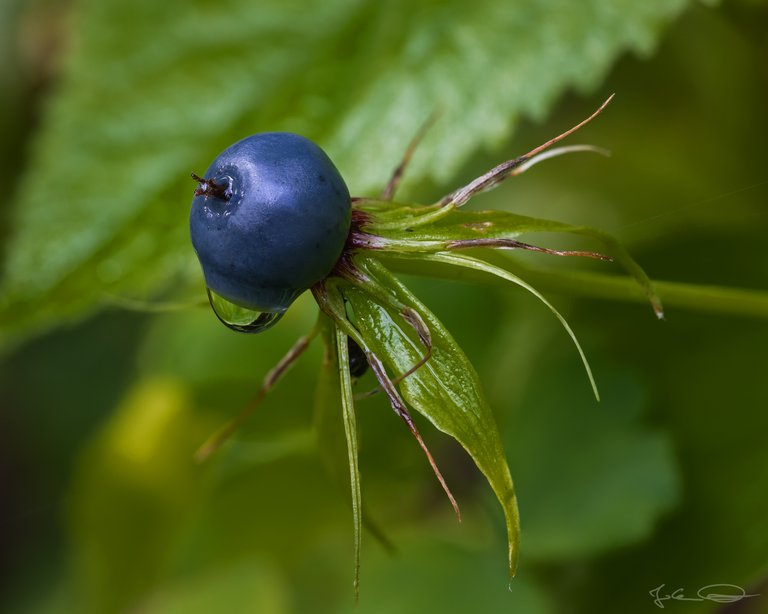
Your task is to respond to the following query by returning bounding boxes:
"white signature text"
[650,584,759,609]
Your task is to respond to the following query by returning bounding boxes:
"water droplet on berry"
[206,288,285,333]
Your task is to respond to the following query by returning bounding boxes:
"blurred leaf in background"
[1,0,768,613]
[0,0,692,349]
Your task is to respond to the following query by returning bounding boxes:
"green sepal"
[342,255,520,576]
[313,314,363,598]
[356,204,663,318]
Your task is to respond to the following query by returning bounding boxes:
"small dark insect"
[347,336,369,379]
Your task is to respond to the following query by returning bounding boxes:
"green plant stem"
[383,255,768,319]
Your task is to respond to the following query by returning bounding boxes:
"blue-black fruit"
[190,133,351,313]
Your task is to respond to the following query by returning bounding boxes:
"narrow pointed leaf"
[342,256,520,576]
[384,255,768,320]
[366,208,581,242]
[391,251,599,400]
[314,317,394,557]
[361,207,662,317]
[337,324,363,597]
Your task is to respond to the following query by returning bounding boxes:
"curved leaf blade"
[363,206,663,318]
[390,251,599,400]
[343,256,520,576]
[314,315,363,597]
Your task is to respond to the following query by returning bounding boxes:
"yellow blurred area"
[103,379,189,467]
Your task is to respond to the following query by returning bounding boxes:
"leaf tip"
[653,298,665,320]
[508,543,519,581]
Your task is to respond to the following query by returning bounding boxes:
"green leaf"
[367,207,576,240]
[507,367,680,560]
[384,254,768,320]
[341,256,520,576]
[314,307,364,597]
[388,251,600,400]
[361,205,663,319]
[0,0,693,348]
[574,316,768,613]
[314,314,397,561]
[334,324,363,599]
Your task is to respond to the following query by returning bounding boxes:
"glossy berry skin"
[190,133,351,312]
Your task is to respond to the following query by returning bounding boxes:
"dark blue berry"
[190,133,351,313]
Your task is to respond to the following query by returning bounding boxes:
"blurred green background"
[1,0,767,612]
